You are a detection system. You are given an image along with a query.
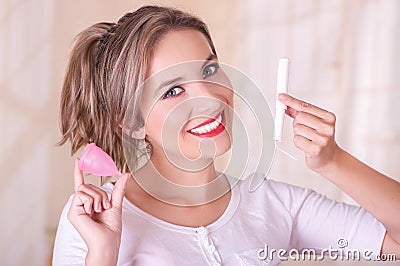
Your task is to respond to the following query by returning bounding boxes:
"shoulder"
[233,174,321,220]
[100,182,114,195]
[236,174,316,205]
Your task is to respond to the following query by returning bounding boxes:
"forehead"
[147,29,213,78]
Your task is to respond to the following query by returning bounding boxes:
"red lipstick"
[187,112,225,138]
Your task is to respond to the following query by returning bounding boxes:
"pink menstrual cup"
[78,143,122,176]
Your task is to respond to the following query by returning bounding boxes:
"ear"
[120,124,146,140]
[131,127,146,140]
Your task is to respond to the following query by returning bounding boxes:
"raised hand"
[67,158,130,265]
[278,93,341,173]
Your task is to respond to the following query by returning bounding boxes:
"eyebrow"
[155,77,183,96]
[154,54,218,95]
[201,53,218,70]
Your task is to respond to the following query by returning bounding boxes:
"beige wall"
[1,0,399,265]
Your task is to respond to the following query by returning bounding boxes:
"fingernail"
[279,93,288,100]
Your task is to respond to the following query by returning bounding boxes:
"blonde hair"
[58,5,217,172]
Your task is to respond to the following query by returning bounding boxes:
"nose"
[188,82,223,116]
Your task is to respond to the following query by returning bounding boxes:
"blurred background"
[1,0,399,265]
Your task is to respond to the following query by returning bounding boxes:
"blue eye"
[162,86,184,99]
[203,63,219,78]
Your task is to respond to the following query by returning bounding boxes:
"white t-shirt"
[52,176,386,265]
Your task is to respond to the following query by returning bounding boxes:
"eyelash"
[202,62,219,78]
[162,86,185,99]
[161,62,219,100]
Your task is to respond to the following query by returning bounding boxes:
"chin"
[186,131,232,160]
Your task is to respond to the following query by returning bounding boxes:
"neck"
[152,152,218,186]
[133,151,230,206]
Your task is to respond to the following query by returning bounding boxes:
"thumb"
[111,173,130,211]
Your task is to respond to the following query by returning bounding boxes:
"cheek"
[215,84,234,107]
[226,88,234,105]
[145,103,189,140]
[145,106,166,138]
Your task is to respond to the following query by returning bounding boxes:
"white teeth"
[190,114,222,134]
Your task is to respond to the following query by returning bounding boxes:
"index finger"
[74,158,85,192]
[278,93,331,120]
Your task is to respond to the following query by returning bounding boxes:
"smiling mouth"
[187,112,225,137]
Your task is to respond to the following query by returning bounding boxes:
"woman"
[53,5,399,265]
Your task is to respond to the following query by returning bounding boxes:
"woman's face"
[139,29,233,164]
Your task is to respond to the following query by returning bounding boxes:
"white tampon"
[274,58,290,142]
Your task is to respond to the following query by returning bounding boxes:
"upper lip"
[187,112,222,131]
